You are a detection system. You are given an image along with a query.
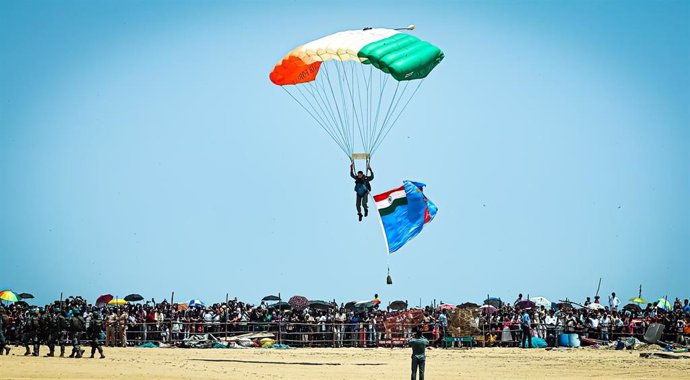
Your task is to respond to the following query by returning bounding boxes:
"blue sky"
[1,0,688,307]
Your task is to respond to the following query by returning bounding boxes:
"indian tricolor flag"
[374,186,407,217]
[374,181,437,254]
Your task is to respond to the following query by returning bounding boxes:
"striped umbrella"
[188,299,205,307]
[656,298,672,311]
[0,290,19,303]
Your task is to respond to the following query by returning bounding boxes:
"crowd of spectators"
[1,292,688,350]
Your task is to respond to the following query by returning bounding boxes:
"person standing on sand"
[408,327,429,380]
[520,309,532,348]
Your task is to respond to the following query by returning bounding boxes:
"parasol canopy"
[389,300,408,311]
[18,292,35,300]
[586,303,606,310]
[108,299,128,306]
[96,294,113,307]
[188,299,205,308]
[656,298,672,311]
[288,296,309,311]
[0,290,19,303]
[479,304,497,314]
[124,294,144,302]
[262,295,281,302]
[530,297,551,308]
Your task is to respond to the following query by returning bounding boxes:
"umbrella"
[288,296,309,311]
[516,300,536,310]
[108,299,128,306]
[483,297,502,308]
[0,290,19,303]
[95,294,113,307]
[268,301,292,310]
[459,302,479,309]
[344,301,357,311]
[656,298,672,311]
[124,294,144,302]
[389,300,408,311]
[587,303,605,310]
[438,303,457,311]
[623,303,642,312]
[479,304,497,314]
[530,297,551,308]
[188,299,205,307]
[557,302,574,310]
[174,303,189,311]
[308,300,334,310]
[629,297,646,305]
[262,295,281,302]
[18,293,35,300]
[354,300,377,310]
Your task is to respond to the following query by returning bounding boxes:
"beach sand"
[2,345,689,379]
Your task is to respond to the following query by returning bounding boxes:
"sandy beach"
[2,346,689,379]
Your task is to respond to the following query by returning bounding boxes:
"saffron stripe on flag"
[373,186,405,202]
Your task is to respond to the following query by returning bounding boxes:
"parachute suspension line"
[309,65,352,156]
[369,81,401,156]
[337,59,360,159]
[369,73,389,157]
[298,81,351,155]
[282,86,350,158]
[334,60,352,153]
[370,81,409,154]
[371,79,425,156]
[354,62,368,154]
[320,59,353,155]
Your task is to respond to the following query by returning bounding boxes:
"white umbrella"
[587,303,605,310]
[188,299,205,307]
[530,296,551,308]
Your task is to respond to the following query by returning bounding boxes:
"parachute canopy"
[270,28,444,160]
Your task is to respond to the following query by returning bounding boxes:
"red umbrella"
[438,303,457,311]
[288,295,309,311]
[516,300,536,310]
[96,294,113,307]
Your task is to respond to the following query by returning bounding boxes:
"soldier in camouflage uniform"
[87,313,105,359]
[24,309,42,356]
[57,308,70,357]
[0,307,11,355]
[69,309,85,358]
[43,308,60,357]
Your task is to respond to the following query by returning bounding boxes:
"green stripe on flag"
[377,197,408,217]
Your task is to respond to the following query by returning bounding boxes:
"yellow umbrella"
[107,299,128,306]
[629,297,647,304]
[0,290,20,302]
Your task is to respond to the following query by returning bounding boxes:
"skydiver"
[350,163,374,222]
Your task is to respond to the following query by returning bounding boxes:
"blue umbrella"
[188,299,205,307]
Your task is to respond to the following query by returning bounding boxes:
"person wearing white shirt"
[599,314,611,341]
[608,292,620,311]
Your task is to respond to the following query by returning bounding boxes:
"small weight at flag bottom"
[386,267,393,285]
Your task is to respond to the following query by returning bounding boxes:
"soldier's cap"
[54,307,62,313]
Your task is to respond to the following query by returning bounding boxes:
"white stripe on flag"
[375,189,406,210]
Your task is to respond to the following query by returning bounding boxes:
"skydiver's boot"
[358,213,363,222]
[364,208,368,217]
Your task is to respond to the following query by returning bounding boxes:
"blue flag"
[373,181,437,254]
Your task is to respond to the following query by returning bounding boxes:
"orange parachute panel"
[270,56,322,85]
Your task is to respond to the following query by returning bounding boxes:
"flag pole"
[376,206,392,284]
